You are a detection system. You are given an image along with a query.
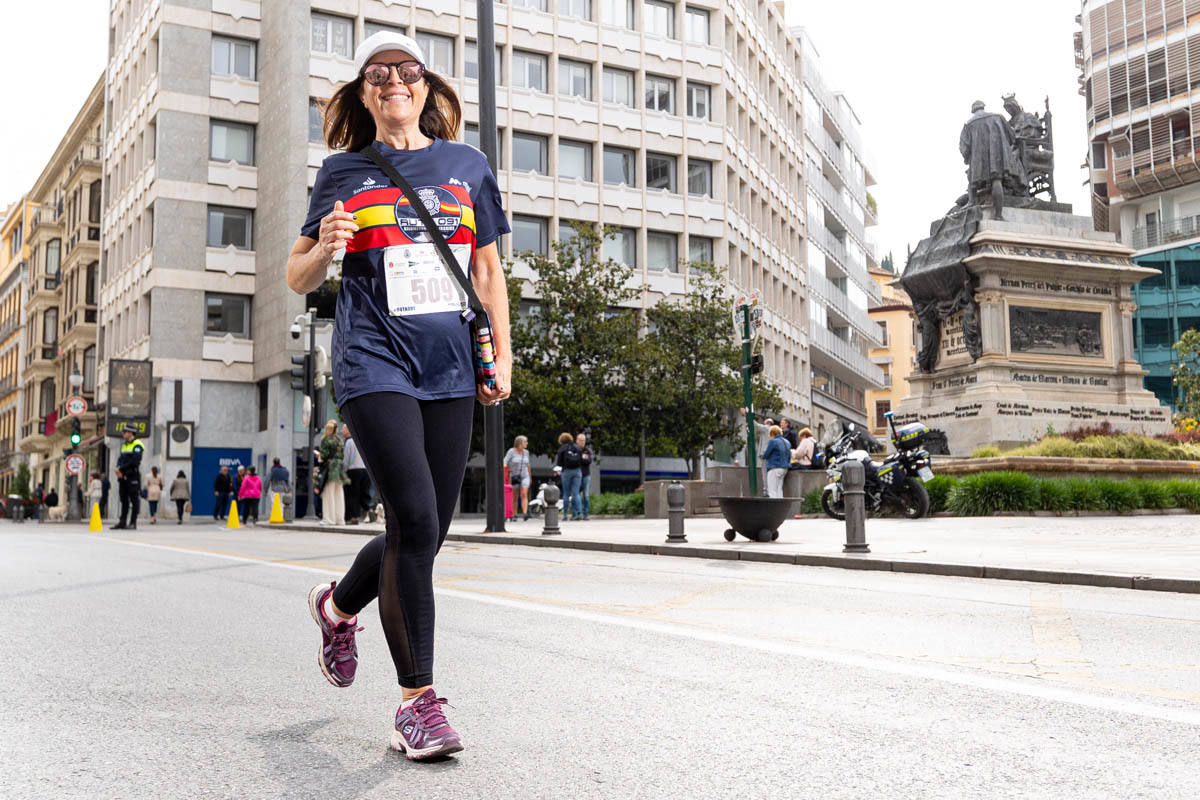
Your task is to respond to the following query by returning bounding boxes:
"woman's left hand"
[477,355,512,407]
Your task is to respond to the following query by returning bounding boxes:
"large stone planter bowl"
[713,496,796,542]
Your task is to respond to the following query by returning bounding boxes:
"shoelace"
[411,696,453,733]
[329,624,362,663]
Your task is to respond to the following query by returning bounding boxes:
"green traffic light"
[70,433,81,445]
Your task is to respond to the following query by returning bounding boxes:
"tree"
[644,262,783,477]
[1172,327,1200,421]
[12,462,30,500]
[501,223,642,458]
[881,251,895,275]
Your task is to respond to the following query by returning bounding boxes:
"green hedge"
[588,492,644,516]
[942,472,1200,516]
[801,488,823,514]
[1004,434,1200,461]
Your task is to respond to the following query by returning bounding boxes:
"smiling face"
[359,49,428,133]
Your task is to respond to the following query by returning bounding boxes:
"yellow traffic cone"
[89,502,103,532]
[269,492,284,524]
[227,499,241,529]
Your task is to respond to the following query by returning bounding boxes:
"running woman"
[286,30,511,760]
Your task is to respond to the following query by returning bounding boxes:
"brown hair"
[768,425,783,438]
[798,427,813,439]
[558,432,573,445]
[323,71,462,152]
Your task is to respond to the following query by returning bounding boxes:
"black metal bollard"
[542,484,561,536]
[665,480,687,543]
[842,460,869,553]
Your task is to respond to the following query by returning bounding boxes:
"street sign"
[65,454,85,475]
[66,396,88,417]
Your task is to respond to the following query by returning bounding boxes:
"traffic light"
[749,353,764,375]
[69,417,81,446]
[290,353,312,393]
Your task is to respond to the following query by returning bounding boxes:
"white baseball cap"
[353,31,426,75]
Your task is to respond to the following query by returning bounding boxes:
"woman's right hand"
[318,200,358,260]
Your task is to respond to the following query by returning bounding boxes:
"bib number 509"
[410,276,455,305]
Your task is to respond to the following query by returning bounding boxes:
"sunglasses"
[361,61,425,86]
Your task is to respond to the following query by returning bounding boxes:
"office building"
[864,263,915,438]
[0,199,34,494]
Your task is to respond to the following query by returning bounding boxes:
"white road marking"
[94,535,1200,726]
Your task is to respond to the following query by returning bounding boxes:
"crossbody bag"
[360,144,497,390]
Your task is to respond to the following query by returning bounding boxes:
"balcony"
[0,377,16,400]
[1131,215,1200,251]
[29,205,58,233]
[68,139,102,179]
[808,267,881,344]
[809,321,885,387]
[810,169,866,244]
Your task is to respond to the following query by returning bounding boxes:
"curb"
[271,523,1200,595]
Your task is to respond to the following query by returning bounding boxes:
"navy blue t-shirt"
[302,139,509,403]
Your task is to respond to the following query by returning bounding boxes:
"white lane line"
[95,535,1200,726]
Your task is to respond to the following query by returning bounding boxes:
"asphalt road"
[4,523,1200,799]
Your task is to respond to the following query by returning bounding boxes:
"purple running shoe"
[307,581,361,688]
[390,689,464,760]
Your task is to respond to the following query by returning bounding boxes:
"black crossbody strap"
[361,144,487,319]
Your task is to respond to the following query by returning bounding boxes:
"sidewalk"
[273,512,1200,594]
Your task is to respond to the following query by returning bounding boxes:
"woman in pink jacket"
[238,466,263,524]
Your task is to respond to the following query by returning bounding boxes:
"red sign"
[65,454,86,475]
[66,396,88,417]
[44,410,57,436]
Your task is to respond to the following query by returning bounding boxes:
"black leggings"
[330,392,473,688]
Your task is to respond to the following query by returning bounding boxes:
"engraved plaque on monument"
[1008,306,1103,357]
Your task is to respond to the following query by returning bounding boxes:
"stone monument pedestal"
[896,208,1171,455]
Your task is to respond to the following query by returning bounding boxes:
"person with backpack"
[555,432,585,521]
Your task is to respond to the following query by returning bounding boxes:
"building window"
[874,400,892,430]
[465,41,503,83]
[599,0,634,27]
[877,321,889,346]
[212,36,256,80]
[88,181,101,223]
[465,125,506,167]
[210,120,255,165]
[558,139,593,181]
[602,67,635,107]
[686,82,710,119]
[512,0,548,9]
[83,345,96,394]
[86,261,97,305]
[604,227,636,266]
[308,99,325,144]
[513,50,548,92]
[513,132,548,174]
[644,0,675,38]
[46,239,61,279]
[512,215,548,255]
[646,152,677,192]
[647,231,678,272]
[684,6,710,44]
[686,158,712,196]
[415,31,454,76]
[688,235,713,265]
[42,308,58,346]
[207,207,253,250]
[311,13,353,58]
[205,293,252,338]
[562,0,592,20]
[603,146,636,185]
[257,379,269,431]
[645,74,674,113]
[364,20,405,38]
[558,58,592,100]
[39,378,55,418]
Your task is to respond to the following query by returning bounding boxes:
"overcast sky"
[1,0,1086,267]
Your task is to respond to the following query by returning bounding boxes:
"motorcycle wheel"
[820,488,846,521]
[896,481,931,520]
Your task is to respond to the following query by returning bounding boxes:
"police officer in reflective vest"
[112,423,144,530]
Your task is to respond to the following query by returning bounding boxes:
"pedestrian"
[342,424,370,525]
[764,425,791,498]
[780,418,799,450]
[88,472,102,517]
[576,432,594,520]
[213,465,233,520]
[44,487,59,508]
[288,28,510,761]
[792,427,816,469]
[555,432,585,521]
[170,470,191,525]
[99,475,110,518]
[145,466,164,524]
[111,423,144,529]
[238,466,262,524]
[503,435,532,520]
[234,465,246,499]
[316,419,347,526]
[268,457,291,518]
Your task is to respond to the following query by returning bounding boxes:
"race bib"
[383,243,470,316]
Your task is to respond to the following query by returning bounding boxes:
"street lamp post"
[66,370,84,521]
[305,308,317,519]
[477,0,505,533]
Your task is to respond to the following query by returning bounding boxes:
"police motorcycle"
[819,412,936,520]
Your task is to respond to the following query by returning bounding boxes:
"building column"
[974,289,1006,359]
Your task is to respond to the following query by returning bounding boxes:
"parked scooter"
[527,481,564,516]
[819,412,936,520]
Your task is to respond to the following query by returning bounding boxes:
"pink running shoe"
[390,689,464,760]
[307,581,361,688]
